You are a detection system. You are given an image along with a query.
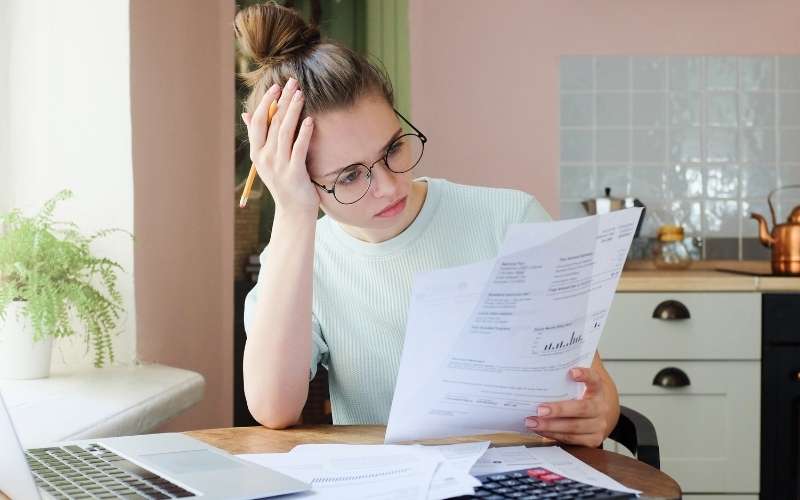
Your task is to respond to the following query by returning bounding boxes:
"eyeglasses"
[310,109,427,205]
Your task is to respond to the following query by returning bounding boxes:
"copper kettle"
[751,184,800,276]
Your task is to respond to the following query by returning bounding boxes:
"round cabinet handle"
[793,371,800,383]
[652,367,691,388]
[652,300,691,320]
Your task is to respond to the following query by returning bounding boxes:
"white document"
[239,442,486,500]
[414,442,488,499]
[469,445,640,495]
[238,445,439,500]
[415,441,490,475]
[470,445,548,476]
[386,209,643,443]
[288,442,489,500]
[530,446,640,495]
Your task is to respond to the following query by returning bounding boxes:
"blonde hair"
[234,1,394,118]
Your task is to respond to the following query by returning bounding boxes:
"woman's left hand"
[524,367,613,447]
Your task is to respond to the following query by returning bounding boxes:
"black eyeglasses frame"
[310,109,427,205]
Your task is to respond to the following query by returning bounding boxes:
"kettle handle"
[767,184,800,226]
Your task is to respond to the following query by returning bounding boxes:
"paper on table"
[415,442,488,499]
[415,441,490,474]
[238,441,640,498]
[530,446,640,495]
[386,209,642,443]
[289,442,489,500]
[469,445,640,495]
[469,445,547,476]
[238,445,439,500]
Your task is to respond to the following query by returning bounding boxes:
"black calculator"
[463,467,637,499]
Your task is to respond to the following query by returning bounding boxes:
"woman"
[238,1,619,447]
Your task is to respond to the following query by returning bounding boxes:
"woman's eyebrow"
[374,128,403,157]
[319,128,403,179]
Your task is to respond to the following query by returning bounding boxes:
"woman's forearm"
[243,208,318,428]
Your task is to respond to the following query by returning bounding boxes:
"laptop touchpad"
[140,450,245,475]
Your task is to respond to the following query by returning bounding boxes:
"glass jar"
[651,225,692,270]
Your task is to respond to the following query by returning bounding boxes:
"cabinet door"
[760,343,800,499]
[600,293,760,360]
[604,361,759,494]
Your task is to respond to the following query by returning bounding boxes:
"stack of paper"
[238,441,489,500]
[238,442,640,498]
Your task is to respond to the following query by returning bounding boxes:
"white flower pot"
[0,301,53,379]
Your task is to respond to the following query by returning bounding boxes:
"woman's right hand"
[242,77,320,216]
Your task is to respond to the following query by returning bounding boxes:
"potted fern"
[0,190,127,378]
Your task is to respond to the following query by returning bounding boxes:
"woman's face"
[306,93,422,243]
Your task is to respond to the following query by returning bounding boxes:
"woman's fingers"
[570,367,604,397]
[290,117,314,167]
[247,84,281,153]
[525,415,603,435]
[535,399,598,419]
[265,77,299,160]
[240,76,319,213]
[277,89,306,163]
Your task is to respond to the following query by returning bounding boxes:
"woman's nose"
[369,161,399,198]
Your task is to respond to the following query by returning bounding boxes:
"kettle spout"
[750,213,775,248]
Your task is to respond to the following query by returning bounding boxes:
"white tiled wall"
[559,55,800,249]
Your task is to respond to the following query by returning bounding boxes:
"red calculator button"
[540,473,564,482]
[526,468,550,478]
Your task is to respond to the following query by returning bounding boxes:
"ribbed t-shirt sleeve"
[520,194,552,223]
[243,252,329,381]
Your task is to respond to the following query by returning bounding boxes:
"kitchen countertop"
[618,260,800,292]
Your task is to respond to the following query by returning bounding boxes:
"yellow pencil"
[240,100,279,208]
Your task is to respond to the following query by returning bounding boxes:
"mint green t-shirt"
[244,177,551,424]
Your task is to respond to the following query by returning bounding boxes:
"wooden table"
[187,425,682,499]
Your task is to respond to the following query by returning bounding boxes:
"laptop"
[0,391,309,499]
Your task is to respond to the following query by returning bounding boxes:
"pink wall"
[408,0,800,217]
[130,0,234,431]
[123,0,800,431]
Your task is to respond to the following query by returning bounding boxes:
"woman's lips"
[375,196,407,217]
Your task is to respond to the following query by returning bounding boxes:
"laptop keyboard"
[25,443,196,499]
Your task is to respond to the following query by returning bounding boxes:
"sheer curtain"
[0,0,137,368]
[0,0,10,209]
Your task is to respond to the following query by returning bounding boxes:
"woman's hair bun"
[234,1,321,67]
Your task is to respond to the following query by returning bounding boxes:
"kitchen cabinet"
[601,292,760,360]
[603,360,759,493]
[605,266,800,499]
[761,293,800,500]
[601,292,760,495]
